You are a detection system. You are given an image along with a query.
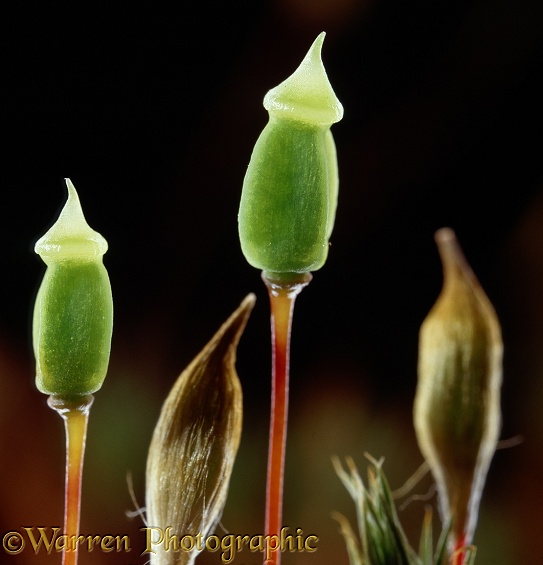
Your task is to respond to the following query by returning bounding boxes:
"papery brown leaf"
[145,294,255,565]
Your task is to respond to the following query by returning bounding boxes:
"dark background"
[1,1,542,563]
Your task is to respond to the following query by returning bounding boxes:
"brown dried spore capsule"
[414,228,502,549]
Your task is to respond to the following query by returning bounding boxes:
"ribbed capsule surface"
[238,32,343,278]
[33,179,113,397]
[414,228,502,549]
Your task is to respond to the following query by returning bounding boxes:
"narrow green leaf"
[418,509,433,565]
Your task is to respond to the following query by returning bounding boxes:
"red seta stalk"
[262,272,312,565]
[451,534,467,565]
[48,395,94,565]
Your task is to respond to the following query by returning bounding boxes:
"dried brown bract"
[146,294,255,565]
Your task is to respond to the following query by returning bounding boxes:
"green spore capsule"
[238,32,343,280]
[33,179,113,398]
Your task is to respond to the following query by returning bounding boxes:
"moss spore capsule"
[238,32,343,280]
[33,179,113,398]
[414,228,502,551]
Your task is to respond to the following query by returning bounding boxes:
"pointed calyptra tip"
[434,228,477,285]
[264,32,344,125]
[35,178,108,261]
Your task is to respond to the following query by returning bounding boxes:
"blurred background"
[1,1,542,563]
